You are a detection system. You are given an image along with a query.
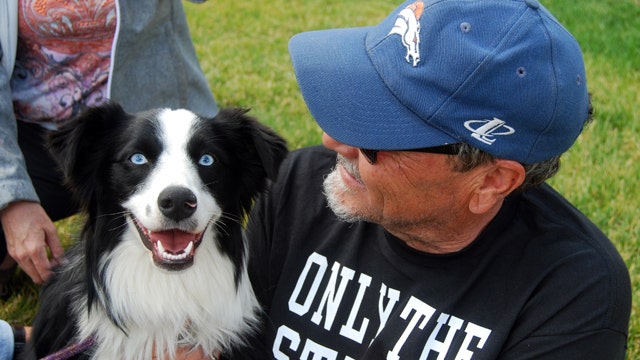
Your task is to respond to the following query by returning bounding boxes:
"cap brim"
[289,27,457,150]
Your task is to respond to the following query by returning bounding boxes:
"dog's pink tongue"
[150,230,196,253]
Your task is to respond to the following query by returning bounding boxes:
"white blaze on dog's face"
[122,109,222,271]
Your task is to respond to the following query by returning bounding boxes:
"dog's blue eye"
[130,153,148,165]
[198,154,215,166]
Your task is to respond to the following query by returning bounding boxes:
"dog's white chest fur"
[74,235,258,359]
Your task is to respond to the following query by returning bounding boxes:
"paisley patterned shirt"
[10,0,116,126]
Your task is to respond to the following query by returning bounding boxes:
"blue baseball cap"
[289,0,590,164]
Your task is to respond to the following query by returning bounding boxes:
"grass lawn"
[2,0,638,357]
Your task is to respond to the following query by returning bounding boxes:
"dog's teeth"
[156,241,194,261]
[157,240,165,254]
[166,253,185,260]
[162,252,187,261]
[184,241,194,255]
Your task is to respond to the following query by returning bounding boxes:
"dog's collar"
[40,335,96,360]
[38,335,222,359]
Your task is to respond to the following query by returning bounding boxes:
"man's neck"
[385,206,501,254]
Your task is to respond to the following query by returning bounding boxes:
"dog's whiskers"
[220,212,243,225]
[210,217,230,238]
[96,210,129,220]
[212,213,245,238]
[202,179,220,187]
[100,211,133,232]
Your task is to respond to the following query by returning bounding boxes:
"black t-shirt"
[240,146,630,359]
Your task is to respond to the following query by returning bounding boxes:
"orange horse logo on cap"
[388,1,424,67]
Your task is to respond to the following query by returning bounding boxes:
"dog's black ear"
[219,108,288,181]
[211,108,288,218]
[46,102,130,203]
[245,113,289,181]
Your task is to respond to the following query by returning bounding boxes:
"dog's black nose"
[158,186,197,221]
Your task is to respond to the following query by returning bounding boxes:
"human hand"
[176,347,215,360]
[1,201,64,283]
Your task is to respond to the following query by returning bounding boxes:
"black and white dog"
[23,103,287,359]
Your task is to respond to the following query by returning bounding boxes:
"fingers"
[176,347,216,360]
[10,228,51,284]
[29,236,54,284]
[154,346,217,360]
[1,201,64,284]
[44,223,65,266]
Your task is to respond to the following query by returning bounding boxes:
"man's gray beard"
[322,157,368,223]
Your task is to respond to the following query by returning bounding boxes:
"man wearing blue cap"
[243,0,631,359]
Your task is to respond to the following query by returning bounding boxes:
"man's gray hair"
[449,95,593,191]
[450,145,561,191]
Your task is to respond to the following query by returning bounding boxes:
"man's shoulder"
[509,184,630,329]
[513,184,624,267]
[287,145,335,166]
[276,145,335,182]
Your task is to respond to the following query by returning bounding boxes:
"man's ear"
[469,159,525,214]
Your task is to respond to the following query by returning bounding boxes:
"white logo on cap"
[388,1,424,67]
[464,118,515,145]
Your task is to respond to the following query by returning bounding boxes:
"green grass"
[542,1,640,356]
[3,0,638,357]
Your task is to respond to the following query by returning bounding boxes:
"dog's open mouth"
[131,216,205,271]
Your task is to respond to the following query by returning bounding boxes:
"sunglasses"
[359,144,460,164]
